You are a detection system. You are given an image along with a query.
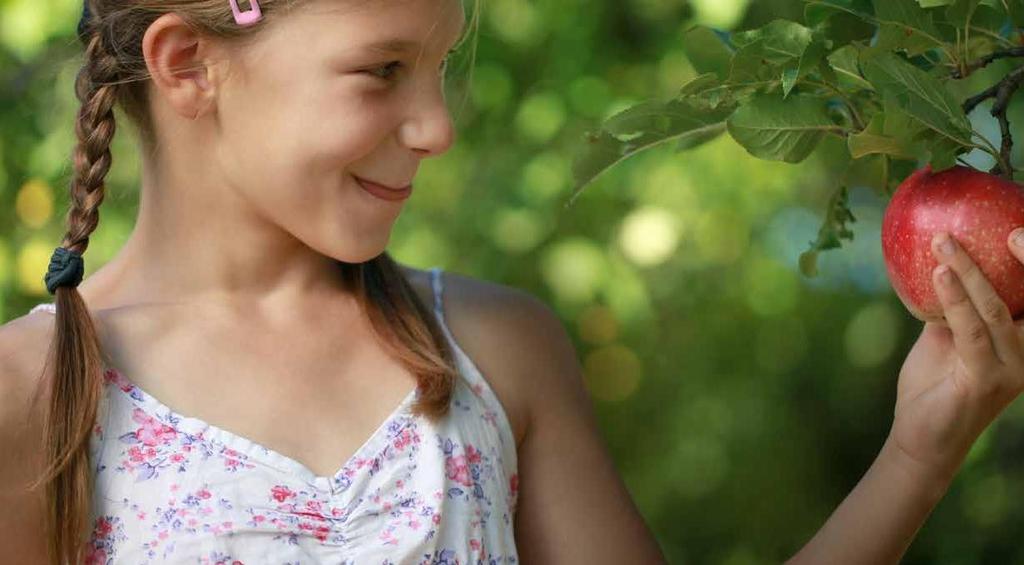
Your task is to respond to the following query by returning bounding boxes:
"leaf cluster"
[572,0,1024,275]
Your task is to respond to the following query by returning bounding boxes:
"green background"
[3,0,1023,562]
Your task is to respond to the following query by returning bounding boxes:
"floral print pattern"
[31,267,518,563]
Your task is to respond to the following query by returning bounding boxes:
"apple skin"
[881,165,1024,323]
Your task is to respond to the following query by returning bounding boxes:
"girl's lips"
[355,176,412,202]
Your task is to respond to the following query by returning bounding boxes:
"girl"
[1,0,1022,563]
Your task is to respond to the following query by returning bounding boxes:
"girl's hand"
[890,231,1024,483]
[787,231,1024,565]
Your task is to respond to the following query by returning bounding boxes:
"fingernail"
[1013,228,1024,247]
[936,265,953,285]
[936,233,956,255]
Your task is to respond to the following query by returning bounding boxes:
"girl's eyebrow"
[359,17,467,55]
[363,38,423,55]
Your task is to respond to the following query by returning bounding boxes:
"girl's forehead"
[290,0,466,44]
[303,0,465,23]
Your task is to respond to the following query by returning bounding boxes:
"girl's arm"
[0,313,54,562]
[786,437,951,564]
[471,287,667,564]
[789,232,1024,564]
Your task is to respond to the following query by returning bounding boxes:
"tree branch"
[952,46,1024,79]
[961,66,1024,179]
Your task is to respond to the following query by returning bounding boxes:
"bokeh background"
[3,0,1024,563]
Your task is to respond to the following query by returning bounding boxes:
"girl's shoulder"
[402,265,561,450]
[0,307,56,413]
[0,310,53,561]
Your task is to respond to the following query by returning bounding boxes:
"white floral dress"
[30,267,519,564]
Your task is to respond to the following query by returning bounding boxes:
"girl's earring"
[229,0,262,26]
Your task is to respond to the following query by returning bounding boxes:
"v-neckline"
[101,365,421,496]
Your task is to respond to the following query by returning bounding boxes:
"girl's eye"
[364,51,455,82]
[367,61,403,80]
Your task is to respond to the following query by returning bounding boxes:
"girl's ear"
[142,13,221,121]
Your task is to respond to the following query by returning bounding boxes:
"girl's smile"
[354,174,413,202]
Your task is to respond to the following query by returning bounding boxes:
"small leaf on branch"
[799,185,857,277]
[726,93,841,163]
[826,45,875,91]
[875,0,948,57]
[848,114,923,159]
[805,0,875,28]
[943,0,982,27]
[859,49,973,148]
[569,97,736,204]
[682,26,734,80]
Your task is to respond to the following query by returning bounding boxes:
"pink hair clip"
[229,0,262,26]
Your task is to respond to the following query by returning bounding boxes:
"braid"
[32,24,121,565]
[65,31,119,253]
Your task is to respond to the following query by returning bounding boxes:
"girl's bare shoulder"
[0,308,55,419]
[0,310,52,561]
[401,266,560,450]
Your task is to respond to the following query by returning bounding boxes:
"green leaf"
[784,38,830,97]
[918,0,955,7]
[847,127,921,158]
[603,98,734,140]
[728,39,785,95]
[678,73,735,109]
[726,20,829,98]
[799,185,857,277]
[848,113,924,159]
[570,97,735,202]
[732,20,815,58]
[1008,0,1024,27]
[816,10,878,47]
[682,26,734,80]
[805,0,874,27]
[874,0,948,56]
[726,93,841,163]
[944,0,982,27]
[859,50,973,148]
[826,45,875,91]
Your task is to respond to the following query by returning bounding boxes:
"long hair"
[34,1,481,562]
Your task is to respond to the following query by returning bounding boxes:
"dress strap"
[428,267,447,325]
[426,267,518,468]
[30,303,56,315]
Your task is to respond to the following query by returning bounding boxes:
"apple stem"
[962,66,1024,180]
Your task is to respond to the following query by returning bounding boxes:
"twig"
[952,46,1024,79]
[961,66,1024,178]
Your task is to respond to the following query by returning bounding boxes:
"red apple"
[882,165,1024,323]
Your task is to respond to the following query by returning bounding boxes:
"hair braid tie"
[44,247,85,294]
[77,1,92,44]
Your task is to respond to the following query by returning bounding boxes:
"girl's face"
[211,0,464,263]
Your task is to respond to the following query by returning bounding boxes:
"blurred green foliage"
[3,0,1024,563]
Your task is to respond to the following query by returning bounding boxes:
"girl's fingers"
[1008,228,1024,265]
[932,264,998,373]
[932,233,1016,365]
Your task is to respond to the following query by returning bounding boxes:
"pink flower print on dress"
[509,472,520,513]
[131,408,178,446]
[218,446,255,472]
[199,552,245,565]
[103,368,134,393]
[270,485,295,503]
[393,426,421,451]
[263,485,348,546]
[86,516,126,565]
[445,454,472,487]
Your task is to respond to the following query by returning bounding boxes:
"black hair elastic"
[77,1,92,43]
[44,246,85,294]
